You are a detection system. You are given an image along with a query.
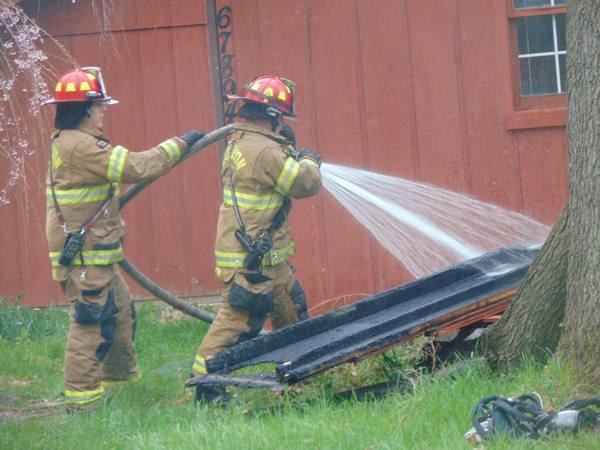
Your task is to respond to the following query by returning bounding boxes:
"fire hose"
[465,392,600,443]
[118,124,234,323]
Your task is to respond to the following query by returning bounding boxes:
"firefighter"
[44,67,204,410]
[192,75,322,402]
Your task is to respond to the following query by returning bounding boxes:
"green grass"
[0,299,598,450]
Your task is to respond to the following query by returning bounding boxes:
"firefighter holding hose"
[44,67,204,410]
[192,75,322,403]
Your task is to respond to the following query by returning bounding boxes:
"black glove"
[180,130,205,149]
[279,124,296,147]
[298,147,322,167]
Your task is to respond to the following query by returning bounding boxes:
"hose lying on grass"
[118,125,235,323]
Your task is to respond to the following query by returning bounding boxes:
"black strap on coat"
[49,135,115,266]
[227,140,290,273]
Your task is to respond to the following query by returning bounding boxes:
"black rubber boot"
[195,385,229,405]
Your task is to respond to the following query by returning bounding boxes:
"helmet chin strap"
[266,106,281,132]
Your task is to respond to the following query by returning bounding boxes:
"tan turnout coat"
[214,123,321,280]
[46,124,186,280]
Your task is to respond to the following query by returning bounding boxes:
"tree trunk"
[482,1,600,386]
[557,0,600,385]
[481,208,568,370]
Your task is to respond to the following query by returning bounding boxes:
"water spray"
[321,162,549,278]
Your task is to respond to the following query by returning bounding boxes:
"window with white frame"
[513,0,567,97]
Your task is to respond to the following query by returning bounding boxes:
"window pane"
[514,0,551,8]
[556,14,566,51]
[514,0,566,7]
[559,54,567,92]
[520,56,558,95]
[517,15,554,54]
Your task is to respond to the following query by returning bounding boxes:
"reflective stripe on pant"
[63,265,139,405]
[64,387,104,406]
[193,355,208,375]
[194,262,307,376]
[102,373,141,390]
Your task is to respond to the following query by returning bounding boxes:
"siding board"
[457,0,521,210]
[19,137,55,307]
[517,128,568,222]
[408,0,467,191]
[307,0,376,299]
[171,25,220,296]
[0,193,23,301]
[136,27,189,295]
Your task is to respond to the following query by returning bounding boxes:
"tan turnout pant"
[60,264,139,407]
[193,261,308,376]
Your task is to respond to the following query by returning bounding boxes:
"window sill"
[506,106,567,130]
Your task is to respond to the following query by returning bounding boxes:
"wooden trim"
[508,5,567,18]
[519,92,566,109]
[508,18,523,110]
[505,0,567,17]
[506,106,567,130]
[506,1,568,127]
[508,14,568,110]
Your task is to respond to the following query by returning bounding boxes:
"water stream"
[320,163,549,278]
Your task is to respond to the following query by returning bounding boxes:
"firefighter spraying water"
[190,75,322,403]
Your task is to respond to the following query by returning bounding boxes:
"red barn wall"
[0,0,568,311]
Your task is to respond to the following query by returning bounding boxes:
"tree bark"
[481,208,568,370]
[557,0,600,385]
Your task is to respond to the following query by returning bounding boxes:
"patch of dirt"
[0,397,65,422]
[0,395,20,407]
[9,378,31,388]
[159,306,191,323]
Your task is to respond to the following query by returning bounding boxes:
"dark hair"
[54,101,92,129]
[237,102,278,131]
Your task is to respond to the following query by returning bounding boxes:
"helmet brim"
[41,97,119,106]
[95,97,119,105]
[226,95,298,121]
